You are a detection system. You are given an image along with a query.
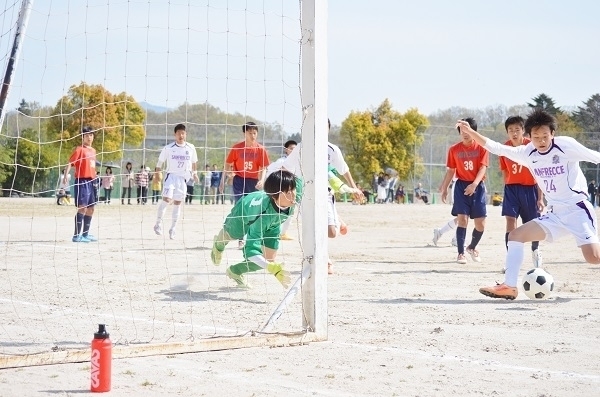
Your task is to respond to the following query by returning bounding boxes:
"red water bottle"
[90,324,112,392]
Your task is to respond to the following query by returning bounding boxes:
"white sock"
[171,204,181,230]
[439,219,457,234]
[156,201,168,224]
[504,241,525,287]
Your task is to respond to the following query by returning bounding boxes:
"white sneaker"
[451,236,458,247]
[432,228,442,246]
[466,248,482,263]
[169,228,176,240]
[154,223,162,236]
[532,249,542,268]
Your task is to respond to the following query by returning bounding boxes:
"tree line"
[2,83,600,198]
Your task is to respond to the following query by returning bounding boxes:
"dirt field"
[1,198,599,397]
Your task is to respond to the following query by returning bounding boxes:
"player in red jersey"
[439,118,489,264]
[64,126,98,243]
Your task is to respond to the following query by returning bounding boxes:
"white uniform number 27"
[463,160,474,171]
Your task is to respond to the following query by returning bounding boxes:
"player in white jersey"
[456,109,600,300]
[282,120,363,274]
[265,139,297,240]
[153,124,199,239]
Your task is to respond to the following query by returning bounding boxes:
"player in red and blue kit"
[500,116,545,271]
[64,126,98,243]
[440,118,489,264]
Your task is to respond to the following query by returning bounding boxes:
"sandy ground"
[1,198,599,397]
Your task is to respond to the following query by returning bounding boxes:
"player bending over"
[456,109,600,300]
[211,170,301,289]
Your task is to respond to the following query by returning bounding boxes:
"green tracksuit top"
[223,180,302,259]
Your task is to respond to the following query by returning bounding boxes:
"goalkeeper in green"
[211,169,301,289]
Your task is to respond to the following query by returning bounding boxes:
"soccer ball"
[522,268,554,300]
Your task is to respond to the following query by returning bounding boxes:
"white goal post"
[0,0,328,368]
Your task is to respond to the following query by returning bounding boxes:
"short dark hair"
[174,123,186,133]
[284,140,297,148]
[504,116,525,131]
[524,109,557,136]
[457,117,477,133]
[82,126,94,135]
[263,169,296,197]
[243,121,258,132]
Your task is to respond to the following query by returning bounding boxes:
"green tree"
[1,128,55,195]
[527,93,561,115]
[572,94,600,133]
[339,99,428,185]
[46,82,145,164]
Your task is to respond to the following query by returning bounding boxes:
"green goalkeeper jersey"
[223,180,302,259]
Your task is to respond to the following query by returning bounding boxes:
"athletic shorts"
[162,174,187,202]
[232,175,258,203]
[74,178,97,208]
[327,191,340,230]
[502,184,539,222]
[534,200,599,247]
[451,179,487,219]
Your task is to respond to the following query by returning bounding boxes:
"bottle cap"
[94,324,110,339]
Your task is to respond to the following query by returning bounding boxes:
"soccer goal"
[0,0,328,368]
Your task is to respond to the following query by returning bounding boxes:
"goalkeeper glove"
[267,262,291,289]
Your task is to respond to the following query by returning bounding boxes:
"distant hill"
[139,101,170,113]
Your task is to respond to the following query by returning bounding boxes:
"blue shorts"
[502,184,539,222]
[451,180,487,219]
[232,175,258,203]
[73,178,97,208]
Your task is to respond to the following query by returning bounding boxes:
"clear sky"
[328,0,600,124]
[2,1,599,129]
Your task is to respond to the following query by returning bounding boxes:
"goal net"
[0,0,328,368]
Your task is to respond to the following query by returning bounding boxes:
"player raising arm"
[456,109,600,300]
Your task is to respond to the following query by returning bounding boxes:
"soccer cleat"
[451,236,458,247]
[226,267,251,289]
[280,234,294,241]
[154,223,162,236]
[238,240,245,249]
[432,228,442,246]
[479,283,518,300]
[72,235,91,243]
[456,253,467,264]
[169,228,176,240]
[83,234,98,242]
[532,249,542,268]
[211,236,223,265]
[466,248,482,263]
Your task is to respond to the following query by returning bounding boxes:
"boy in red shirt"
[499,116,544,270]
[64,126,97,243]
[440,118,489,264]
[220,121,270,202]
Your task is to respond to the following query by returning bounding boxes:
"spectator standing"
[151,171,162,205]
[185,177,195,204]
[136,165,150,204]
[588,180,596,207]
[210,164,223,204]
[201,164,211,204]
[121,162,134,205]
[100,167,115,204]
